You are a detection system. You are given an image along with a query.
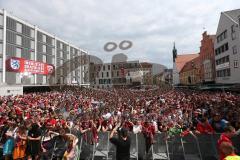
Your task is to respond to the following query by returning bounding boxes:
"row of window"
[215,43,228,55]
[99,79,111,84]
[216,68,231,77]
[37,32,54,45]
[217,30,227,43]
[6,30,35,49]
[216,56,229,65]
[112,63,139,70]
[7,17,35,38]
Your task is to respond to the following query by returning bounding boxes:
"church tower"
[172,42,177,62]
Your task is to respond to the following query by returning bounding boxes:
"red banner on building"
[6,57,54,75]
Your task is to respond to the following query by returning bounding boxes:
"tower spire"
[173,42,177,62]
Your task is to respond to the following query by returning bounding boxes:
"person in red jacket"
[196,117,214,134]
[218,126,236,160]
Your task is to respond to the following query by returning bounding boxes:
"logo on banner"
[10,59,20,70]
[47,65,54,74]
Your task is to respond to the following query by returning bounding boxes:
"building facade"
[179,55,201,85]
[172,42,199,85]
[0,9,89,86]
[199,32,216,83]
[215,9,240,84]
[89,61,160,88]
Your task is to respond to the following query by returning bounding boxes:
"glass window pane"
[30,29,35,38]
[0,29,3,40]
[16,35,22,45]
[31,41,35,49]
[0,43,2,55]
[0,58,2,69]
[16,48,21,58]
[16,23,22,33]
[0,14,3,26]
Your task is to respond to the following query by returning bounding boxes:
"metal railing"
[1,130,239,160]
[74,131,240,160]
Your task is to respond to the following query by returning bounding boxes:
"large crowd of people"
[0,86,239,160]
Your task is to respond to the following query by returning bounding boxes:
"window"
[67,53,70,59]
[16,48,21,57]
[108,65,110,70]
[231,25,236,40]
[52,48,55,55]
[30,51,34,60]
[225,43,228,51]
[232,46,237,54]
[42,45,46,53]
[42,34,46,43]
[0,72,2,83]
[16,23,22,33]
[0,58,2,69]
[60,43,63,49]
[30,29,34,38]
[0,29,3,40]
[0,15,3,26]
[103,65,105,71]
[102,72,104,78]
[106,72,109,77]
[16,35,22,45]
[16,73,21,84]
[0,43,2,55]
[239,16,240,26]
[215,43,229,55]
[52,57,55,64]
[52,39,54,46]
[223,30,227,39]
[217,30,227,43]
[42,55,46,63]
[43,75,47,84]
[231,25,235,33]
[30,40,35,49]
[216,68,231,77]
[234,60,239,68]
[60,51,63,57]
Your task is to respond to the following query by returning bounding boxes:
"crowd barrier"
[1,130,240,160]
[75,131,240,160]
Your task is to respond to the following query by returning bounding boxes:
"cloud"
[1,0,240,68]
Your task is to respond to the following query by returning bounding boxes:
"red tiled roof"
[175,54,199,72]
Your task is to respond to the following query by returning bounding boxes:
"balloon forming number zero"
[104,42,117,52]
[119,40,132,50]
[104,40,132,52]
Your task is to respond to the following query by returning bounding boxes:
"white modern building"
[0,9,90,86]
[215,9,240,84]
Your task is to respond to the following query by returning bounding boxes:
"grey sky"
[1,0,239,68]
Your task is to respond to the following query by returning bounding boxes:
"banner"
[6,57,54,75]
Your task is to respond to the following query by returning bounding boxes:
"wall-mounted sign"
[216,62,230,70]
[6,57,54,75]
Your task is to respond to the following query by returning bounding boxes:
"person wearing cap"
[109,122,131,160]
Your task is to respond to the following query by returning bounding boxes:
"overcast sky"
[1,0,240,68]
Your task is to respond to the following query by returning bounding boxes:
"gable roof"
[223,9,240,24]
[175,54,199,72]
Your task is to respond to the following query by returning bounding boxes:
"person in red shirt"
[218,126,236,160]
[196,117,214,134]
